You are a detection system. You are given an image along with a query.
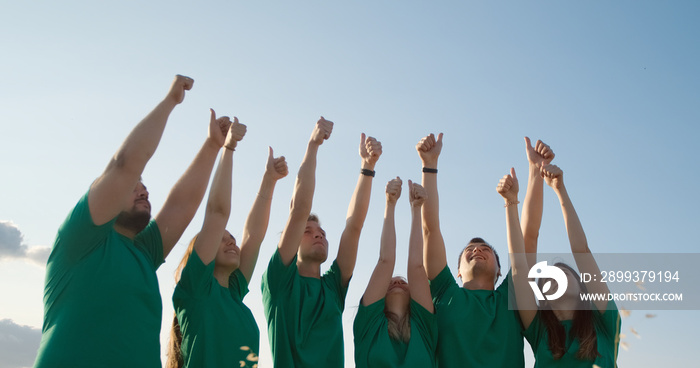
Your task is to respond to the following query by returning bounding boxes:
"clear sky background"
[1,1,698,367]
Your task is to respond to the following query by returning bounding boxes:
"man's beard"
[115,209,151,234]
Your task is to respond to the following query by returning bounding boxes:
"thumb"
[268,146,274,159]
[437,132,444,144]
[210,108,216,123]
[510,167,517,180]
[524,136,532,149]
[360,133,366,146]
[408,179,413,188]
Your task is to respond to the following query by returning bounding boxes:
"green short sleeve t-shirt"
[173,249,260,368]
[34,191,164,368]
[523,301,621,368]
[261,249,348,368]
[353,298,437,368]
[430,265,524,368]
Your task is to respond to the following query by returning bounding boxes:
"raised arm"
[89,75,193,226]
[337,134,382,286]
[277,118,333,266]
[497,168,537,329]
[238,147,289,282]
[156,110,235,258]
[542,164,610,312]
[361,177,401,306]
[194,119,246,265]
[407,180,433,313]
[416,133,446,280]
[520,137,554,266]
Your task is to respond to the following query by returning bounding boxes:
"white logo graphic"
[528,261,568,301]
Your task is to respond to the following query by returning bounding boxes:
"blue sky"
[1,1,698,367]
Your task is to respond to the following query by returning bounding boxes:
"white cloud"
[0,221,50,266]
[0,319,41,368]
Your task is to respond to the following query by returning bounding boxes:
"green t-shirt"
[430,265,524,368]
[353,298,437,368]
[34,191,164,368]
[523,301,621,368]
[261,249,348,367]
[173,249,259,368]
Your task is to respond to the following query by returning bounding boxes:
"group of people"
[33,75,621,368]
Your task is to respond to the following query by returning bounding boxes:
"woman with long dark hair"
[509,138,620,367]
[166,111,288,368]
[353,177,437,368]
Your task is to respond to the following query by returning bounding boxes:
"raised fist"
[385,177,402,204]
[167,75,194,105]
[416,133,443,167]
[266,146,289,181]
[408,180,427,208]
[524,137,555,168]
[497,167,519,203]
[540,164,564,190]
[359,133,382,168]
[224,117,247,151]
[310,117,334,145]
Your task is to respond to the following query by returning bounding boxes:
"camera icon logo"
[528,261,568,301]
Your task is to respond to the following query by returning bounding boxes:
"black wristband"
[360,168,375,177]
[422,167,438,174]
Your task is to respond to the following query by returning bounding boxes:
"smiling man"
[416,133,524,368]
[34,75,230,367]
[261,119,382,367]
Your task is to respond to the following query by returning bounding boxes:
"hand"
[266,146,289,181]
[524,137,555,168]
[408,180,427,208]
[166,75,194,105]
[540,164,564,190]
[310,117,334,145]
[208,109,233,147]
[224,117,247,150]
[416,133,443,167]
[497,167,519,203]
[359,133,382,169]
[385,177,402,204]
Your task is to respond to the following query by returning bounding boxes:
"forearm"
[112,99,177,175]
[239,173,277,281]
[555,185,589,253]
[408,206,423,268]
[521,165,544,263]
[156,138,220,257]
[168,139,220,208]
[421,170,446,278]
[206,149,233,217]
[379,202,397,263]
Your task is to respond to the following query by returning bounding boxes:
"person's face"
[215,231,240,270]
[459,243,500,282]
[299,220,328,263]
[125,182,151,215]
[385,276,410,309]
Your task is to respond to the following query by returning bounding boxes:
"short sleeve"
[429,265,458,305]
[522,311,544,350]
[594,300,621,339]
[174,249,215,300]
[53,191,115,264]
[353,298,386,341]
[410,299,438,353]
[134,220,164,269]
[322,260,348,309]
[262,249,298,300]
[229,268,250,300]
